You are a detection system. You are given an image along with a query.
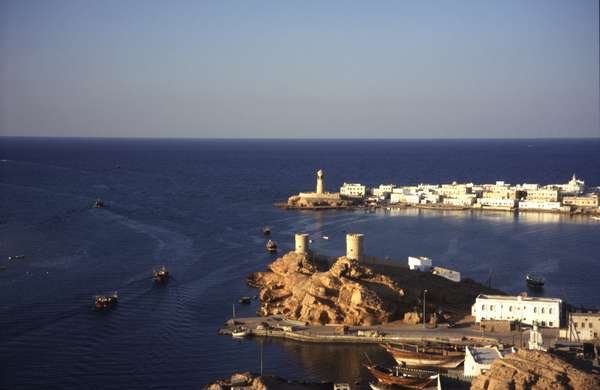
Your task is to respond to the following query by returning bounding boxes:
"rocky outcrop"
[249,252,406,325]
[471,349,600,390]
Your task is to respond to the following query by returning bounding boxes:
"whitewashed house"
[472,294,562,328]
[408,256,432,272]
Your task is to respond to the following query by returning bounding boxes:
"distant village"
[284,170,600,214]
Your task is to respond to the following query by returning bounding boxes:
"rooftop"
[477,294,562,303]
[467,346,502,365]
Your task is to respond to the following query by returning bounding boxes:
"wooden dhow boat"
[381,343,464,369]
[153,265,169,284]
[365,365,437,389]
[94,292,118,311]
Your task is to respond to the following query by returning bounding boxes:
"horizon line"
[1,135,599,141]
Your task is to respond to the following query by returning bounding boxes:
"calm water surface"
[1,138,599,389]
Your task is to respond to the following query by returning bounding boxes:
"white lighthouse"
[316,169,325,194]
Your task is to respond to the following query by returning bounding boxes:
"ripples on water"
[0,138,599,389]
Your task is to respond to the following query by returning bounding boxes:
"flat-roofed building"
[561,312,600,341]
[408,256,432,271]
[432,266,461,282]
[443,195,477,207]
[562,194,598,208]
[526,188,559,202]
[477,198,517,208]
[439,183,471,197]
[464,346,514,377]
[518,200,562,210]
[471,294,562,328]
[372,184,396,198]
[340,183,366,198]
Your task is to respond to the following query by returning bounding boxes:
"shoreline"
[274,201,600,217]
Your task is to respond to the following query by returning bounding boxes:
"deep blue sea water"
[1,138,599,389]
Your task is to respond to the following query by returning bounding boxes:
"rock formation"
[471,349,600,390]
[249,252,406,325]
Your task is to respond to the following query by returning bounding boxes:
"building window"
[541,308,545,314]
[509,306,512,312]
[549,322,553,327]
[574,322,578,328]
[533,307,537,313]
[589,322,593,329]
[549,308,552,314]
[482,304,486,310]
[541,321,546,327]
[490,305,494,310]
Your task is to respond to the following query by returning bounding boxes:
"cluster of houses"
[340,174,599,212]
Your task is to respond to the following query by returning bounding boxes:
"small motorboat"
[153,266,169,284]
[8,255,25,261]
[94,199,105,208]
[262,226,271,236]
[231,326,250,338]
[94,292,118,311]
[266,240,278,253]
[239,296,252,304]
[322,235,329,240]
[526,274,545,289]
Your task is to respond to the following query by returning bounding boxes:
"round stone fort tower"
[346,233,364,260]
[316,169,325,194]
[295,233,309,255]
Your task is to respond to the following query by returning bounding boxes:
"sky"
[0,1,598,138]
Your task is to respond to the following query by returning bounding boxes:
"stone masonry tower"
[295,233,309,255]
[316,169,325,194]
[346,233,364,261]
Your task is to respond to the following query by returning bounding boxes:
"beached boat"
[526,274,544,289]
[266,240,277,252]
[153,266,169,284]
[365,365,436,389]
[381,343,464,368]
[94,292,118,311]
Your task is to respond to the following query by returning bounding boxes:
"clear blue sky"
[1,0,598,138]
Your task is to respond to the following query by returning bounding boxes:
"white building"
[518,200,562,210]
[408,256,432,271]
[464,346,510,377]
[472,294,562,328]
[432,266,461,282]
[477,198,517,208]
[560,312,600,341]
[340,183,366,198]
[526,188,559,202]
[443,194,477,207]
[372,184,396,198]
[420,194,440,204]
[404,194,422,204]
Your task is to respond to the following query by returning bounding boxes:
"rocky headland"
[471,349,600,390]
[204,372,331,390]
[248,251,501,326]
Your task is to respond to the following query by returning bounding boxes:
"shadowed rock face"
[471,349,600,390]
[249,252,406,325]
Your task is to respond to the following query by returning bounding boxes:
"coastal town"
[204,170,600,389]
[281,169,600,216]
[213,232,600,390]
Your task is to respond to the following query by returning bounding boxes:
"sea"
[1,138,599,389]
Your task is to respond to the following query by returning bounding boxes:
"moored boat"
[239,296,251,304]
[266,240,277,252]
[94,199,104,208]
[526,274,544,289]
[231,326,250,338]
[365,365,436,389]
[262,226,271,236]
[8,255,25,261]
[381,343,464,368]
[94,292,118,311]
[153,266,169,284]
